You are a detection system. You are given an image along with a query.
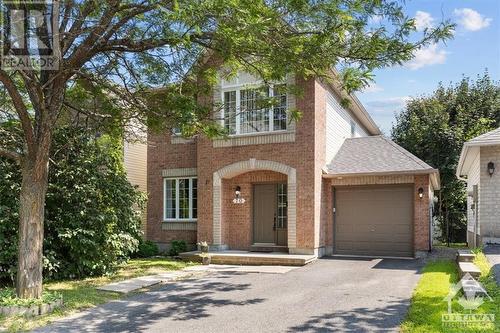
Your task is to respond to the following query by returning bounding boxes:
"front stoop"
[456,250,481,278]
[179,250,316,266]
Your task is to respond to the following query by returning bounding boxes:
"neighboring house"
[124,140,148,237]
[457,127,500,246]
[147,71,440,258]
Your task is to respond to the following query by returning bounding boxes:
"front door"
[253,184,277,244]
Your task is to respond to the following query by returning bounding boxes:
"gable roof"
[456,127,500,178]
[325,136,440,189]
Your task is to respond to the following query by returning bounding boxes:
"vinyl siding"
[325,90,368,164]
[124,141,148,236]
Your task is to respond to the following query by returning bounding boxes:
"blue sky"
[357,0,500,135]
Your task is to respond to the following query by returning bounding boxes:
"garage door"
[334,185,413,257]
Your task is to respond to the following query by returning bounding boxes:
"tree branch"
[0,147,21,164]
[0,70,35,156]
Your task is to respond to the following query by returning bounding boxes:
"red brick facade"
[146,75,434,256]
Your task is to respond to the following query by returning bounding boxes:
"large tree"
[392,72,500,243]
[0,0,452,299]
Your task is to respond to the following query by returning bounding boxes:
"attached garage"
[325,136,441,258]
[334,185,414,257]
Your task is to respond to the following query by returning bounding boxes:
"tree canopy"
[0,0,453,298]
[391,72,500,243]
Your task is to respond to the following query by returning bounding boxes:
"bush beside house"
[0,126,145,285]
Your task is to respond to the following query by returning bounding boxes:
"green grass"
[402,254,500,333]
[0,258,194,332]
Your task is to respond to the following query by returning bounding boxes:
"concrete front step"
[180,250,316,266]
[457,249,476,263]
[458,261,481,278]
[250,245,288,253]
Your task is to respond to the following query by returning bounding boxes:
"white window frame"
[221,84,288,136]
[163,177,197,222]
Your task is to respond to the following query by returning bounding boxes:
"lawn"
[0,258,194,332]
[401,252,499,333]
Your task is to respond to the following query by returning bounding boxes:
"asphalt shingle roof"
[326,136,436,175]
[466,127,500,146]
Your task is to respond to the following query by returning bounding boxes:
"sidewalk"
[484,245,500,285]
[97,264,300,293]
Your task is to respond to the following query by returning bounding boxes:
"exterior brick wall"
[146,132,198,249]
[145,70,434,257]
[414,175,431,252]
[479,145,500,241]
[194,76,320,254]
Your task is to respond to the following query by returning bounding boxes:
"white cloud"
[366,96,410,110]
[365,97,412,133]
[454,8,492,31]
[362,83,384,93]
[405,43,447,70]
[414,11,434,31]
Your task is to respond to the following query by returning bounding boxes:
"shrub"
[0,126,145,284]
[168,240,187,256]
[134,240,160,258]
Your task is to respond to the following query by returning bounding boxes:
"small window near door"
[163,177,197,221]
[277,184,287,228]
[350,120,356,138]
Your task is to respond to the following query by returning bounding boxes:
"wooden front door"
[253,184,277,244]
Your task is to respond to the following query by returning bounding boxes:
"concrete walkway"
[97,271,192,294]
[97,265,301,293]
[34,257,424,333]
[484,245,500,285]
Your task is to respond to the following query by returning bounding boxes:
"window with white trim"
[222,85,287,135]
[164,177,197,221]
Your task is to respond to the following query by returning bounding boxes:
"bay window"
[164,177,197,221]
[222,84,287,135]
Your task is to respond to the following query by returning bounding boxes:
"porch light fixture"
[487,162,495,177]
[418,187,424,199]
[233,186,245,204]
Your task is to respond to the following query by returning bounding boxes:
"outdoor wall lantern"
[487,161,495,177]
[233,186,246,204]
[418,187,424,199]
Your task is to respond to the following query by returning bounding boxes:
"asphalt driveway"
[34,257,424,333]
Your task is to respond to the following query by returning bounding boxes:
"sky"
[356,0,500,135]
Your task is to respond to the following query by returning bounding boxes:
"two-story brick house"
[147,71,440,258]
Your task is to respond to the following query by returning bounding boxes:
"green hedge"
[0,126,145,284]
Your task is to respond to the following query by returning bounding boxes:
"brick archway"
[213,158,297,250]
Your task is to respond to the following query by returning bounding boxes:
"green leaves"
[0,126,144,283]
[392,72,500,243]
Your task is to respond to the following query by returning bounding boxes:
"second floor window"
[223,84,287,135]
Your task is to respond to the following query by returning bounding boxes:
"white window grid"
[163,177,197,221]
[221,84,288,136]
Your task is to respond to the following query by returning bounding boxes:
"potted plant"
[200,252,211,265]
[197,241,209,253]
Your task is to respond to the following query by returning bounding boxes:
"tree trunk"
[16,156,49,299]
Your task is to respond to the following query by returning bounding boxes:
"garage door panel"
[334,185,414,257]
